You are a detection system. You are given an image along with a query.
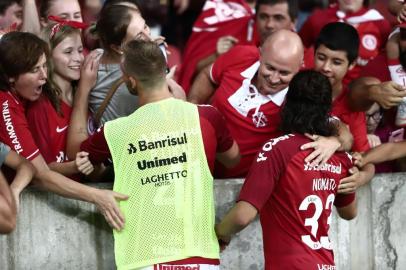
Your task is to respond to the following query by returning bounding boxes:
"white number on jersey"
[299,194,335,250]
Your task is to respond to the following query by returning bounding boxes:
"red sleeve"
[334,192,355,208]
[349,111,370,152]
[80,126,111,164]
[334,152,356,207]
[0,94,39,160]
[360,53,390,82]
[238,140,285,211]
[210,45,260,84]
[198,105,234,173]
[26,99,53,163]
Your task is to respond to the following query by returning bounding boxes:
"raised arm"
[187,65,217,104]
[67,51,100,159]
[348,77,406,111]
[20,0,41,35]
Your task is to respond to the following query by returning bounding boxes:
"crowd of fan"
[0,0,404,252]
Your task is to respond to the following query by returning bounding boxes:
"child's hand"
[75,151,94,175]
[352,152,365,168]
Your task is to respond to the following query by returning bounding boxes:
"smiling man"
[189,30,308,178]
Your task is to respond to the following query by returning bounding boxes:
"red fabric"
[239,134,354,269]
[210,46,284,178]
[359,52,389,81]
[26,96,72,163]
[80,104,233,174]
[331,87,370,152]
[178,0,258,93]
[299,5,391,85]
[0,91,40,160]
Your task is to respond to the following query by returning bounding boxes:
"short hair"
[0,0,20,15]
[123,40,166,89]
[255,0,298,21]
[0,31,49,90]
[280,70,337,137]
[315,22,359,64]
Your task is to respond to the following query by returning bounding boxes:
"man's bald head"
[262,29,303,69]
[255,30,303,96]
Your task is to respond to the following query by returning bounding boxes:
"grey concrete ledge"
[1,174,406,269]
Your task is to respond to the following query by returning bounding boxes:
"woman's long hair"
[41,23,81,115]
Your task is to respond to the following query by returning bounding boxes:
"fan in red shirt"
[188,30,352,178]
[312,22,374,190]
[26,22,94,178]
[216,70,357,270]
[348,23,406,172]
[0,31,128,231]
[300,0,391,86]
[178,0,298,93]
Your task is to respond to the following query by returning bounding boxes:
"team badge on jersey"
[361,34,377,51]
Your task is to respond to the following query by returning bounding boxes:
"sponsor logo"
[56,125,68,133]
[317,264,336,270]
[128,143,137,154]
[157,264,200,270]
[362,34,377,51]
[2,100,22,154]
[128,133,188,155]
[304,162,342,174]
[137,152,187,170]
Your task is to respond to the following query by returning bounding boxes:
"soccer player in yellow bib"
[80,40,240,270]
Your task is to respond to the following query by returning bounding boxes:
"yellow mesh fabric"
[104,98,219,270]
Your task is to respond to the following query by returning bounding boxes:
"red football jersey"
[239,134,355,269]
[331,87,370,152]
[81,104,234,174]
[210,45,285,178]
[0,91,39,160]
[26,96,72,163]
[178,0,258,93]
[300,4,391,85]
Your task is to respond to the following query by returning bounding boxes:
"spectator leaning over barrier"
[348,23,406,172]
[0,141,35,234]
[0,31,128,230]
[188,29,353,178]
[80,39,240,269]
[216,70,357,270]
[312,22,375,193]
[25,22,97,179]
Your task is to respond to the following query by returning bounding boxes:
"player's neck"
[138,84,173,106]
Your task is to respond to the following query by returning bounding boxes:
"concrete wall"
[1,174,405,269]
